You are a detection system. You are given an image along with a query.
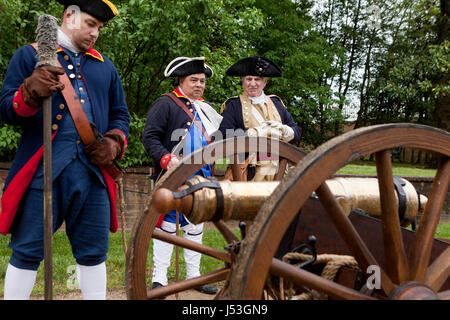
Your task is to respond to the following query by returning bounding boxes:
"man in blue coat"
[219,56,301,181]
[0,0,130,299]
[142,56,221,295]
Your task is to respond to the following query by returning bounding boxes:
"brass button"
[56,115,62,120]
[189,108,193,112]
[245,118,249,122]
[77,75,82,80]
[74,53,79,58]
[13,102,18,108]
[187,122,191,126]
[14,91,18,97]
[79,87,84,92]
[186,102,190,105]
[76,140,81,145]
[68,65,74,70]
[80,99,85,104]
[76,63,81,68]
[64,55,69,61]
[69,74,76,79]
[184,128,188,132]
[52,124,58,130]
[72,156,76,160]
[59,104,65,110]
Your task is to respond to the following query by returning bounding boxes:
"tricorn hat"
[57,0,118,22]
[164,57,213,78]
[226,56,282,77]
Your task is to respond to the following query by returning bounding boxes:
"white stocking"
[77,262,107,300]
[4,263,37,300]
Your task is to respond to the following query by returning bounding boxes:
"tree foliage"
[0,0,446,165]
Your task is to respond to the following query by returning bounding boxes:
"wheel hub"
[389,282,439,300]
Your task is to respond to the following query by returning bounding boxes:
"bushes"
[0,124,21,162]
[118,112,152,168]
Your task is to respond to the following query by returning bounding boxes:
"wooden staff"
[35,14,59,300]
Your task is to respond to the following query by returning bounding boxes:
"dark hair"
[61,7,67,22]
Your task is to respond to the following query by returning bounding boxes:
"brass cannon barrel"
[151,176,427,226]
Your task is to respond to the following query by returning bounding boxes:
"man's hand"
[167,156,180,169]
[264,120,294,142]
[22,66,65,109]
[247,123,282,140]
[84,130,125,167]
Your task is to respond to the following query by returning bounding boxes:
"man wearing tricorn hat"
[219,56,301,181]
[0,0,130,299]
[142,56,221,295]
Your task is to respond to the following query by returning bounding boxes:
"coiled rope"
[265,252,360,300]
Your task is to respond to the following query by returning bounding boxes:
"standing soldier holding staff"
[0,0,130,300]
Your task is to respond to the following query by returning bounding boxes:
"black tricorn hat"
[164,57,213,78]
[226,56,282,77]
[58,0,118,22]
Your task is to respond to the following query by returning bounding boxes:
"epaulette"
[268,95,287,108]
[220,96,239,113]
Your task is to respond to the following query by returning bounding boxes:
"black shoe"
[152,282,163,289]
[194,284,218,295]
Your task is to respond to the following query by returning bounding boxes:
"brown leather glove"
[22,66,65,109]
[84,130,125,167]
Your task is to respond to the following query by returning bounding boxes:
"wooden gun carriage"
[125,123,450,300]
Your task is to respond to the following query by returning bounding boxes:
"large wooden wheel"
[226,123,450,300]
[125,136,306,299]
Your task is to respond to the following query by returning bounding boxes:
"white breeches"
[152,220,204,286]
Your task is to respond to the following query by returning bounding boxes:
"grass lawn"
[337,161,437,177]
[0,228,240,297]
[0,224,448,298]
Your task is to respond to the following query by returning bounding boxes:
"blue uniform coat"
[142,88,212,180]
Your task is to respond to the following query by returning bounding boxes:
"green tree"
[96,0,265,116]
[363,0,449,128]
[248,0,339,146]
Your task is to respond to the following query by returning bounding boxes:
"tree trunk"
[355,41,373,129]
[336,0,362,135]
[435,0,450,132]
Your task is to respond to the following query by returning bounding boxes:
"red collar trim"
[85,47,104,62]
[57,46,104,62]
[172,87,205,101]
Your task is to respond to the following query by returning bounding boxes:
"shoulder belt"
[162,93,211,142]
[30,43,122,180]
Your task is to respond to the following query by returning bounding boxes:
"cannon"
[152,175,426,227]
[125,123,450,300]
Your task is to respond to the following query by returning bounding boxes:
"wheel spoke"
[152,229,231,263]
[231,153,247,181]
[274,158,288,181]
[214,220,240,243]
[316,182,395,295]
[375,150,409,283]
[147,268,229,300]
[425,247,450,292]
[409,157,450,282]
[269,258,375,300]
